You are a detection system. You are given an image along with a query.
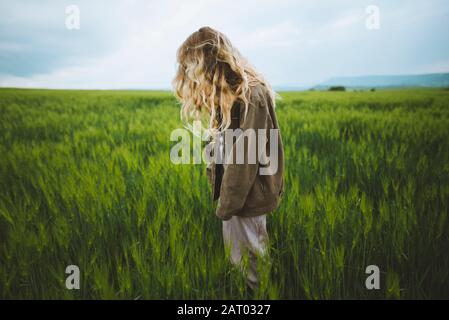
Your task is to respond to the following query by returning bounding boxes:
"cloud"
[417,58,449,74]
[235,21,303,49]
[331,13,362,29]
[1,0,449,89]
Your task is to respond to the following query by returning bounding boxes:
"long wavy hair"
[173,26,275,137]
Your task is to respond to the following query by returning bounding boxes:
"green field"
[0,88,448,299]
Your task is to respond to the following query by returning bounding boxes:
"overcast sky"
[1,0,449,89]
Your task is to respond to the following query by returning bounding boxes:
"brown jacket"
[206,84,285,220]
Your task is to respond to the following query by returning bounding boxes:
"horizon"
[1,71,448,91]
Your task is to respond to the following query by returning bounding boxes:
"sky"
[1,0,449,89]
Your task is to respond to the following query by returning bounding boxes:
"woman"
[173,26,284,290]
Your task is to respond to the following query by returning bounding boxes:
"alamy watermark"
[365,5,380,30]
[365,265,380,290]
[65,5,80,30]
[65,265,80,290]
[170,121,279,175]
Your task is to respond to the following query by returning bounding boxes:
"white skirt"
[222,214,269,289]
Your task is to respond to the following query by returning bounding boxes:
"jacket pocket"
[247,175,268,205]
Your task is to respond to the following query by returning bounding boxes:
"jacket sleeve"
[215,95,268,220]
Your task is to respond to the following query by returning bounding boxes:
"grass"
[0,88,448,299]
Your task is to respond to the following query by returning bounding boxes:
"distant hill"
[316,73,449,89]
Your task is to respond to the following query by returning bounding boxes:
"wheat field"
[0,88,448,299]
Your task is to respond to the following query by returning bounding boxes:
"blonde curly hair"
[173,26,275,137]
